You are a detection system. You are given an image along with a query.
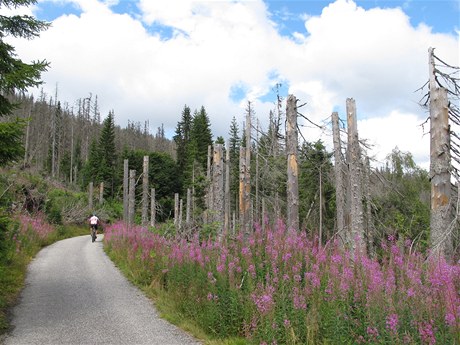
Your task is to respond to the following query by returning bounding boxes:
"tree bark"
[150,188,156,228]
[123,159,129,223]
[429,48,453,258]
[88,182,93,211]
[225,141,231,233]
[332,112,347,243]
[141,155,149,226]
[174,193,179,230]
[99,182,104,205]
[128,169,136,226]
[211,144,224,237]
[346,98,365,251]
[286,94,299,231]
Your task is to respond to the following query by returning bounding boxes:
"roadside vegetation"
[0,169,113,336]
[104,221,460,345]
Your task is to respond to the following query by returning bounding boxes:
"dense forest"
[4,88,434,253]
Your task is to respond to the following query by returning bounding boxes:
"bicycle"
[90,225,97,242]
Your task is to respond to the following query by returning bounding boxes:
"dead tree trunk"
[286,94,299,231]
[88,182,93,211]
[150,188,156,228]
[239,108,252,237]
[141,155,149,226]
[332,112,347,243]
[128,169,136,226]
[99,182,104,205]
[363,156,375,256]
[123,159,129,223]
[346,98,365,251]
[225,141,231,232]
[186,188,192,235]
[205,145,212,223]
[239,146,251,237]
[174,193,179,230]
[211,144,224,236]
[429,47,453,258]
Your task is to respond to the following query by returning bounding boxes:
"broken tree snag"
[186,188,191,226]
[150,188,156,228]
[332,112,346,243]
[174,192,179,229]
[346,98,365,252]
[239,146,251,237]
[99,182,104,205]
[142,155,149,226]
[239,146,245,230]
[123,159,129,223]
[211,144,225,237]
[128,169,136,226]
[286,94,299,231]
[89,182,94,211]
[224,141,231,233]
[363,156,375,257]
[244,104,252,236]
[429,48,453,257]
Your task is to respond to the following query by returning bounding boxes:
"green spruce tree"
[0,0,50,166]
[98,111,117,198]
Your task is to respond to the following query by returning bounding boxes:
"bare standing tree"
[286,95,299,231]
[346,98,365,252]
[427,47,454,258]
[332,112,346,243]
[141,155,149,226]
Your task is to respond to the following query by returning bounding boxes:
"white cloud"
[359,110,430,170]
[1,0,458,169]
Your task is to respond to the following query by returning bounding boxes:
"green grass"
[105,245,249,345]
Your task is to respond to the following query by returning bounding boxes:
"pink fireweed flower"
[251,285,275,315]
[445,312,456,327]
[292,287,306,310]
[284,319,291,327]
[418,320,436,345]
[366,326,379,341]
[407,287,416,297]
[386,313,399,335]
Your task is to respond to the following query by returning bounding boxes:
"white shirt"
[90,216,99,225]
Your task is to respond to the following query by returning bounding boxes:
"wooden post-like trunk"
[211,144,224,236]
[141,155,149,226]
[89,182,94,211]
[123,159,129,223]
[224,141,231,233]
[429,47,453,258]
[128,169,136,226]
[150,188,156,228]
[286,94,299,231]
[174,193,179,229]
[346,98,365,251]
[99,182,104,205]
[332,112,347,243]
[239,110,252,237]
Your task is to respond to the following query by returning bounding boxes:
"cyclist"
[89,213,100,241]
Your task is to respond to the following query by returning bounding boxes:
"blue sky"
[3,0,459,168]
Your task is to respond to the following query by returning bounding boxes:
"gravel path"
[4,235,201,345]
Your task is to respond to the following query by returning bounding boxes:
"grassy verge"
[0,221,88,337]
[105,245,248,345]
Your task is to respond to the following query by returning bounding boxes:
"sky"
[2,0,459,169]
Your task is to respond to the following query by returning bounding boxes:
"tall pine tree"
[173,105,193,188]
[190,106,213,170]
[0,0,49,166]
[98,111,117,197]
